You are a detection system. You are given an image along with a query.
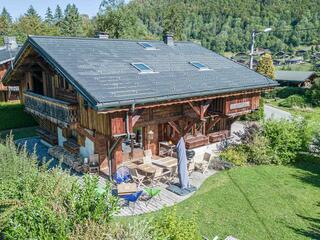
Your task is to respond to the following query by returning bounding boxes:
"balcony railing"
[24,91,79,126]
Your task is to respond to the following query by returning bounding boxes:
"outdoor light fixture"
[249,27,273,69]
[147,130,154,141]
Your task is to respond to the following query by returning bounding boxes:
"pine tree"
[54,5,63,25]
[45,7,54,25]
[256,53,275,80]
[0,7,12,36]
[60,4,83,36]
[25,5,40,19]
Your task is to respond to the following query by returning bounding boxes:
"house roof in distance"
[275,70,316,83]
[0,46,21,65]
[4,35,278,110]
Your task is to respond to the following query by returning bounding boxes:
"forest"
[0,0,319,54]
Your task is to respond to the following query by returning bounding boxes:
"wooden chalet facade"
[3,35,277,175]
[0,37,20,102]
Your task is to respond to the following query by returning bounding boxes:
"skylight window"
[190,61,210,71]
[131,62,154,73]
[138,42,156,50]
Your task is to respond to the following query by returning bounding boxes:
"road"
[264,105,292,121]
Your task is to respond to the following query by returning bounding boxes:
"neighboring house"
[0,37,20,102]
[3,35,277,175]
[275,70,317,88]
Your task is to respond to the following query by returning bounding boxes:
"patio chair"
[130,168,146,188]
[143,149,152,164]
[148,167,169,186]
[188,161,195,177]
[196,152,211,174]
[113,166,132,185]
[120,190,144,214]
[163,166,177,186]
[143,188,161,206]
[88,154,100,174]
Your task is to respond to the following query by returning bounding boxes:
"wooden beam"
[168,121,181,135]
[188,101,201,116]
[206,116,223,132]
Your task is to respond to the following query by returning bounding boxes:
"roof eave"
[95,82,279,111]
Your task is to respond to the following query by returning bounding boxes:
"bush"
[152,207,202,240]
[263,87,306,99]
[220,146,248,166]
[278,95,307,108]
[262,120,308,164]
[0,103,37,131]
[0,137,119,239]
[306,78,320,106]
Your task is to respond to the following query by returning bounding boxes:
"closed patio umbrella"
[176,137,189,189]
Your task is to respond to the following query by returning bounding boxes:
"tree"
[45,7,54,25]
[25,5,40,19]
[163,3,186,40]
[256,53,275,79]
[60,4,83,36]
[54,5,63,25]
[0,8,12,38]
[99,0,124,12]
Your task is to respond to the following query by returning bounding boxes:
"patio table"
[136,163,164,176]
[152,156,178,169]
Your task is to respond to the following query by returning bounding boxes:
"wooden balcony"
[24,91,79,127]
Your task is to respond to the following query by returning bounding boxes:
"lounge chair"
[188,161,195,177]
[113,166,132,184]
[143,188,161,206]
[120,190,144,214]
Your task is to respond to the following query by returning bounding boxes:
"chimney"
[95,31,109,39]
[163,33,174,46]
[4,36,18,50]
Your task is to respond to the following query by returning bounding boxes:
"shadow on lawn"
[288,203,320,239]
[291,154,320,188]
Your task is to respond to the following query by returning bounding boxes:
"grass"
[0,126,37,140]
[0,101,37,131]
[127,158,320,240]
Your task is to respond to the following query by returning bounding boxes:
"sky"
[0,0,102,19]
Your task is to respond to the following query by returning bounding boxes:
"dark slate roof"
[0,46,21,65]
[7,36,278,110]
[276,70,316,83]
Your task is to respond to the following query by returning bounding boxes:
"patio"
[15,137,220,216]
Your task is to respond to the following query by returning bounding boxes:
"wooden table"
[152,157,178,169]
[136,163,163,177]
[159,141,176,157]
[117,183,137,196]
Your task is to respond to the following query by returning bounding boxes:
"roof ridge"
[28,35,193,44]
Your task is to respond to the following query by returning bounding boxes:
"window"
[131,62,154,73]
[138,42,156,50]
[190,61,210,71]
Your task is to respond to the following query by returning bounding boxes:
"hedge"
[0,102,37,131]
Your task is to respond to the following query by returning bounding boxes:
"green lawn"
[127,158,320,240]
[0,101,37,131]
[276,63,314,71]
[0,126,37,140]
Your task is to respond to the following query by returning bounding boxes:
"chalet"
[0,37,20,102]
[275,70,317,88]
[3,35,277,176]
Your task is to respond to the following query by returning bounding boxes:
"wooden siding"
[78,95,111,136]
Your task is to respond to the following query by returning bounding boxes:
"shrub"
[263,87,306,99]
[262,120,307,164]
[220,147,248,166]
[246,134,274,165]
[152,207,202,240]
[0,137,119,239]
[278,95,307,108]
[0,103,37,131]
[306,78,320,106]
[311,131,320,155]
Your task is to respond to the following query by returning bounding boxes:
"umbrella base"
[166,183,197,196]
